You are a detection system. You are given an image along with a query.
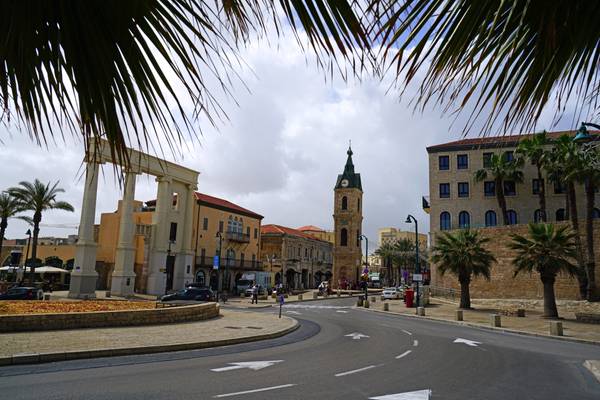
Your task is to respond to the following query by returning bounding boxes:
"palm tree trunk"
[29,212,41,285]
[496,178,509,225]
[459,277,471,309]
[541,274,559,318]
[537,166,547,222]
[0,217,7,262]
[585,180,598,301]
[568,182,588,299]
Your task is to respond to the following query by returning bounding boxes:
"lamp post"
[23,229,31,284]
[574,122,600,143]
[359,234,369,299]
[215,232,223,301]
[164,239,175,295]
[405,214,420,310]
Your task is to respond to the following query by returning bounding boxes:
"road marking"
[453,338,481,347]
[211,360,283,372]
[584,360,600,383]
[285,311,302,315]
[285,304,350,309]
[413,340,419,347]
[213,384,296,398]
[395,350,412,359]
[335,364,379,377]
[402,329,413,336]
[369,389,432,399]
[336,310,349,313]
[345,332,370,340]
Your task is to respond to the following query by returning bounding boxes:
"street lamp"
[215,232,223,301]
[574,122,600,143]
[359,234,369,299]
[405,214,420,311]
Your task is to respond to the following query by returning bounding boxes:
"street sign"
[213,255,219,270]
[412,273,423,282]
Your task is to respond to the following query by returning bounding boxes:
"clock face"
[341,179,349,187]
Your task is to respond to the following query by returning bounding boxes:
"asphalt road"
[1,297,599,399]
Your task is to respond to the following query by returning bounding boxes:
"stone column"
[173,185,196,289]
[146,176,172,295]
[69,162,101,299]
[110,171,138,296]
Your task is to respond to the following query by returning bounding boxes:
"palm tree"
[516,132,549,221]
[0,193,29,260]
[375,242,401,286]
[509,224,578,318]
[8,180,74,284]
[430,229,496,309]
[474,152,524,225]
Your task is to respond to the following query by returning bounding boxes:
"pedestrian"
[251,283,258,304]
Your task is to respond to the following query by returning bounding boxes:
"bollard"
[357,298,364,307]
[383,303,389,311]
[43,294,51,301]
[371,296,376,303]
[490,314,501,327]
[549,321,563,336]
[298,294,303,301]
[337,290,341,297]
[455,310,463,321]
[517,308,526,317]
[364,300,370,308]
[313,292,318,299]
[105,291,111,298]
[417,307,425,316]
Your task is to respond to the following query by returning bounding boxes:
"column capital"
[155,176,172,184]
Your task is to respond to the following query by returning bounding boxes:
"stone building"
[378,227,428,249]
[260,224,333,289]
[332,146,363,288]
[297,225,335,244]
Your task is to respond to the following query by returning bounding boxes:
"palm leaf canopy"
[7,179,74,213]
[509,223,578,277]
[0,0,369,165]
[516,131,549,166]
[474,152,524,182]
[371,0,600,134]
[0,193,25,219]
[430,229,496,280]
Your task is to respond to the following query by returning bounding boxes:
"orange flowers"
[0,300,155,315]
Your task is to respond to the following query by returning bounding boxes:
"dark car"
[0,287,43,300]
[160,287,215,302]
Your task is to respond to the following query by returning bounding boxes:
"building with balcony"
[260,224,333,290]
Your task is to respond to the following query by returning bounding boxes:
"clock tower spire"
[332,144,363,288]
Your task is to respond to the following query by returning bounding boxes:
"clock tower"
[332,145,363,289]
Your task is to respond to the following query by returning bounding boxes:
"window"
[483,152,493,168]
[219,221,224,233]
[458,211,470,228]
[439,155,450,170]
[458,182,469,198]
[439,183,450,198]
[440,212,451,231]
[532,179,543,195]
[254,228,258,239]
[484,181,496,197]
[534,209,544,223]
[485,210,497,227]
[504,181,516,196]
[507,210,518,225]
[203,217,208,230]
[169,222,177,242]
[240,253,245,267]
[246,226,250,237]
[593,208,600,219]
[340,228,348,246]
[195,270,205,286]
[556,209,566,221]
[200,248,206,265]
[342,196,348,210]
[504,151,514,162]
[457,154,469,169]
[554,181,566,194]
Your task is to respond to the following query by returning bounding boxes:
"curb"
[357,307,600,346]
[227,294,355,309]
[0,318,300,367]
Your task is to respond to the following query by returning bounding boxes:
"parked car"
[381,287,402,300]
[160,287,215,302]
[0,287,43,300]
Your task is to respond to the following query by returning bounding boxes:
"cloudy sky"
[0,23,586,250]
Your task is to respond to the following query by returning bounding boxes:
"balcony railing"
[225,231,250,243]
[196,257,263,271]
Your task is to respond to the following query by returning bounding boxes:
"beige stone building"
[426,131,600,299]
[260,224,333,289]
[332,146,363,288]
[297,225,335,244]
[378,227,428,249]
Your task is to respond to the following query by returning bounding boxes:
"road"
[1,297,599,399]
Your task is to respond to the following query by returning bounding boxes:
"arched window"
[534,209,544,223]
[485,210,497,227]
[556,208,566,221]
[195,270,205,286]
[227,216,233,232]
[593,208,600,219]
[507,210,518,225]
[341,196,348,210]
[458,211,470,228]
[440,212,451,231]
[340,228,348,246]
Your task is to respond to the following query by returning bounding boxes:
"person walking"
[251,283,258,304]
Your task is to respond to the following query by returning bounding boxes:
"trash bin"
[405,288,414,308]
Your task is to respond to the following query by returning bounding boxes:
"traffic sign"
[213,255,219,270]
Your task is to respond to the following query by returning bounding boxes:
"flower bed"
[0,300,155,315]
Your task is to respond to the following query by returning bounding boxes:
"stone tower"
[332,145,363,288]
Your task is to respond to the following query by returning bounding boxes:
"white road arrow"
[454,338,481,347]
[369,389,432,399]
[336,310,349,313]
[211,360,283,372]
[345,332,370,340]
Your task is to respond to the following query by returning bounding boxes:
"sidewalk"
[0,309,297,365]
[224,289,364,309]
[363,296,600,343]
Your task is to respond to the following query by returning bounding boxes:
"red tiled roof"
[426,130,600,153]
[296,225,325,232]
[145,192,263,220]
[262,224,327,242]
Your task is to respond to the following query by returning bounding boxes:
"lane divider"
[395,350,412,359]
[402,329,413,336]
[335,364,381,377]
[213,384,296,398]
[413,340,419,347]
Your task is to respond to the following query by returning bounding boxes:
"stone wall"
[431,221,600,300]
[0,302,219,333]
